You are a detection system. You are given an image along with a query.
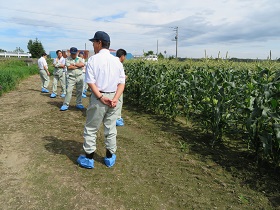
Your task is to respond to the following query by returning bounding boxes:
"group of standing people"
[38,48,88,111]
[37,31,127,169]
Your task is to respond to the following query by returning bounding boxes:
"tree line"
[1,38,45,58]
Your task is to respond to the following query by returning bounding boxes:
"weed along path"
[0,74,278,209]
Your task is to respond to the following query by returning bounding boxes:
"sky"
[0,0,280,59]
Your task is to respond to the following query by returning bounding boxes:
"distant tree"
[13,47,24,53]
[0,49,6,52]
[168,55,175,60]
[143,50,154,56]
[157,52,164,59]
[27,38,45,58]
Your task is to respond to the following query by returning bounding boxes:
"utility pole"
[157,39,158,55]
[172,26,178,58]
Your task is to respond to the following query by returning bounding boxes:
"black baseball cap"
[70,47,78,54]
[89,31,110,42]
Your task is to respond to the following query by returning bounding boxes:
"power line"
[0,7,166,28]
[0,7,91,22]
[0,7,180,47]
[0,17,165,40]
[0,18,91,33]
[0,7,180,55]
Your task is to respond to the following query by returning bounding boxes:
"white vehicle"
[145,55,158,61]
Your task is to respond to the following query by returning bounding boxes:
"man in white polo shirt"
[37,52,50,93]
[77,31,125,169]
[50,50,66,98]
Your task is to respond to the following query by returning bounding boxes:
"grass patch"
[0,59,38,96]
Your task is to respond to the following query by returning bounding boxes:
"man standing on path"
[60,47,85,111]
[115,48,127,127]
[78,51,88,98]
[77,31,126,169]
[50,50,66,98]
[37,52,50,93]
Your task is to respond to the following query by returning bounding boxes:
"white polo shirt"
[38,56,48,70]
[53,56,66,69]
[85,49,125,92]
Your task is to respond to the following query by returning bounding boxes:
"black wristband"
[97,95,103,100]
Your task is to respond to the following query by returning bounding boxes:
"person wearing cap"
[60,47,85,111]
[50,50,66,98]
[78,51,88,98]
[77,31,126,169]
[37,52,50,93]
[115,48,127,126]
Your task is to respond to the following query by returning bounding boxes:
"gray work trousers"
[39,69,50,89]
[83,92,121,155]
[52,69,66,95]
[63,69,83,106]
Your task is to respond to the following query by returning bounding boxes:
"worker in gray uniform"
[50,50,66,98]
[60,47,85,111]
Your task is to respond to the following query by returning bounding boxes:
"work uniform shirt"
[38,56,48,70]
[85,49,125,92]
[79,57,86,73]
[66,56,84,76]
[53,56,66,75]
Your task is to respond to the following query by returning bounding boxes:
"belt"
[100,91,115,93]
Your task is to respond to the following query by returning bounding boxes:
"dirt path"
[0,75,277,209]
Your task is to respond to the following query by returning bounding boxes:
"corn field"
[124,59,280,166]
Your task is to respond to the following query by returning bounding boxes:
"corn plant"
[243,66,280,164]
[124,59,280,166]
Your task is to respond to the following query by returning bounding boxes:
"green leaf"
[251,107,262,119]
[260,69,269,78]
[262,106,270,118]
[273,124,280,140]
[271,99,278,109]
[259,134,272,155]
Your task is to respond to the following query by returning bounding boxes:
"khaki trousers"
[83,72,88,92]
[117,94,123,119]
[83,92,121,155]
[39,70,50,89]
[52,69,66,95]
[63,70,83,106]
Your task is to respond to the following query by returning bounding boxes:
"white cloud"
[0,0,279,59]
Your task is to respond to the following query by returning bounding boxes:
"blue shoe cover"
[42,88,49,93]
[116,118,124,126]
[82,93,87,98]
[76,104,84,110]
[60,105,69,111]
[50,93,56,98]
[104,154,116,167]
[77,155,94,169]
[60,94,66,98]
